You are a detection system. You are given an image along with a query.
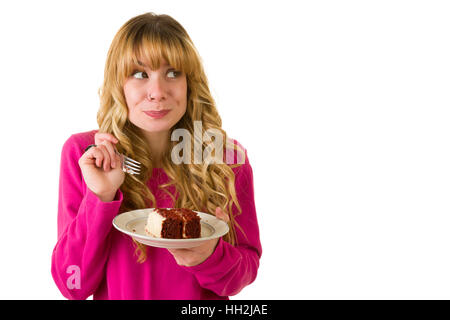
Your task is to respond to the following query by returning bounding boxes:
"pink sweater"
[51,130,262,300]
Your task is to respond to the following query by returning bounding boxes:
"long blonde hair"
[97,12,245,262]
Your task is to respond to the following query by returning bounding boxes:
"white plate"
[112,208,229,248]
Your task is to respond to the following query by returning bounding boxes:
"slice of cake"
[145,208,201,239]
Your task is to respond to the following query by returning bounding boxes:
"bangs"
[120,25,197,79]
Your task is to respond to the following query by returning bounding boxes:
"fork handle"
[84,144,97,152]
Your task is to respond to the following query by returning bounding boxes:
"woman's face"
[123,59,188,134]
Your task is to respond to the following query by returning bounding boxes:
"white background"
[0,0,449,299]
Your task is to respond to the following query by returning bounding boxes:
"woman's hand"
[78,133,125,202]
[168,207,230,267]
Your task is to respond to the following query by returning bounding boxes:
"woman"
[51,12,262,300]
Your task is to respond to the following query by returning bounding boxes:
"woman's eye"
[131,70,181,79]
[167,70,181,78]
[132,71,148,79]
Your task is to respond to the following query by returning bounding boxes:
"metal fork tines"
[118,153,141,175]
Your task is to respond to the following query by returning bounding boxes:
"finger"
[85,146,104,168]
[215,207,230,223]
[95,132,119,143]
[95,132,119,145]
[168,248,189,255]
[99,140,117,169]
[96,144,111,171]
[167,248,186,265]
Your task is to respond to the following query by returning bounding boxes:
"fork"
[84,144,141,175]
[116,151,141,175]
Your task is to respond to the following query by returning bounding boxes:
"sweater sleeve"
[51,134,123,300]
[182,149,263,297]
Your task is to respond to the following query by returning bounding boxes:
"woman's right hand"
[78,133,125,202]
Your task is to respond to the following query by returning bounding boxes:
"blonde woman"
[51,12,262,300]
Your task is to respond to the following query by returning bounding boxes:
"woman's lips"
[143,110,170,119]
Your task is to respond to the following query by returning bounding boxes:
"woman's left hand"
[168,207,229,267]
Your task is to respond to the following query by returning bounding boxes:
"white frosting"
[145,210,166,237]
[182,220,187,238]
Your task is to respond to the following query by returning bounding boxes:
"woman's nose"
[146,76,166,102]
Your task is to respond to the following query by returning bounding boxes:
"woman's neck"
[141,130,170,168]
